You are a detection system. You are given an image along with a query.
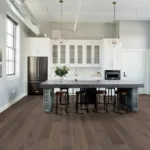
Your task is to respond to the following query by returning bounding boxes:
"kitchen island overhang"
[40,80,144,113]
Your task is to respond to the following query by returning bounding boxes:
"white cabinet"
[101,39,122,70]
[69,45,75,64]
[51,40,101,67]
[77,45,83,64]
[26,38,50,57]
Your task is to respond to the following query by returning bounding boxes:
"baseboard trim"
[0,93,27,113]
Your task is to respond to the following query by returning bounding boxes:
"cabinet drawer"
[28,83,43,95]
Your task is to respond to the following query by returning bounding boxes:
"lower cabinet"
[28,82,43,95]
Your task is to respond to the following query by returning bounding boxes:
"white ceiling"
[26,0,150,23]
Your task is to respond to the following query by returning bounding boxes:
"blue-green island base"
[43,88,138,113]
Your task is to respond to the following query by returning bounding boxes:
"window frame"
[6,15,18,76]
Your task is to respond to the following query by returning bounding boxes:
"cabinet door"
[60,45,66,64]
[26,38,50,56]
[52,45,58,64]
[86,45,92,64]
[77,45,83,64]
[38,57,48,81]
[70,45,75,64]
[102,39,122,70]
[28,82,43,95]
[112,43,121,69]
[94,46,100,64]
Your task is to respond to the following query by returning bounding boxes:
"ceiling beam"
[73,0,82,32]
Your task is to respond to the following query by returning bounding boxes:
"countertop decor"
[55,66,69,82]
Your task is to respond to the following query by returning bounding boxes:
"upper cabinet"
[101,39,122,70]
[77,45,83,64]
[60,45,66,64]
[69,45,75,64]
[86,45,92,64]
[26,38,50,57]
[51,40,101,67]
[52,45,58,64]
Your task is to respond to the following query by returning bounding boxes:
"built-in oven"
[105,70,121,80]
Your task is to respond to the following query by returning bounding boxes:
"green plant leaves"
[55,66,69,77]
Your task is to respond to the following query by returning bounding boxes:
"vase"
[60,77,64,82]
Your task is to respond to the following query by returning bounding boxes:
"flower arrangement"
[55,66,69,79]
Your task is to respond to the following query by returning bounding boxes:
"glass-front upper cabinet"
[94,46,100,64]
[77,45,83,64]
[52,45,58,64]
[86,45,92,64]
[70,45,75,64]
[60,45,66,64]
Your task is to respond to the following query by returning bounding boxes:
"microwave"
[105,70,121,80]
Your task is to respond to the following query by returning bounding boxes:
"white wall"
[119,21,149,49]
[39,22,114,40]
[0,1,31,112]
[119,21,149,94]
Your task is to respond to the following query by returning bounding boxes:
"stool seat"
[60,88,69,90]
[116,91,127,95]
[56,91,67,95]
[76,91,86,95]
[96,90,106,95]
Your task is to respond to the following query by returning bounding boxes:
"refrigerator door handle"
[36,58,38,78]
[37,59,40,78]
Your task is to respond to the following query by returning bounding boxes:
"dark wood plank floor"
[0,95,150,150]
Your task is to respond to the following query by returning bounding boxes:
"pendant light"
[15,0,25,5]
[55,0,67,45]
[112,1,118,45]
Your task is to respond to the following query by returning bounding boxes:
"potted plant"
[55,66,69,82]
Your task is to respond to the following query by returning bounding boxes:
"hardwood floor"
[0,95,150,150]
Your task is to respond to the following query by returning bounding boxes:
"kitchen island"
[40,80,144,112]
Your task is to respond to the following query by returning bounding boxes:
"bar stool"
[75,91,88,113]
[106,88,116,104]
[60,88,69,104]
[55,91,68,114]
[96,90,108,113]
[113,91,129,114]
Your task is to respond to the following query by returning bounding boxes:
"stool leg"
[94,95,98,113]
[65,94,68,114]
[67,90,69,104]
[113,93,117,112]
[55,95,58,114]
[108,89,109,104]
[105,94,108,113]
[126,95,129,113]
[59,94,62,104]
[117,94,120,113]
[86,95,89,113]
[75,94,78,113]
[104,94,106,110]
[111,89,112,102]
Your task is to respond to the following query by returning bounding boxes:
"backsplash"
[50,67,102,79]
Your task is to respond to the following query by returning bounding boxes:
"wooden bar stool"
[106,88,116,104]
[55,91,68,114]
[96,90,108,113]
[113,91,128,114]
[75,91,88,113]
[60,88,69,104]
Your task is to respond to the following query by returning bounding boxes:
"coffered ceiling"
[25,0,150,23]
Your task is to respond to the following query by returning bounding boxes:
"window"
[6,15,17,76]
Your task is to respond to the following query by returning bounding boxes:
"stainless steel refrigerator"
[28,57,48,95]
